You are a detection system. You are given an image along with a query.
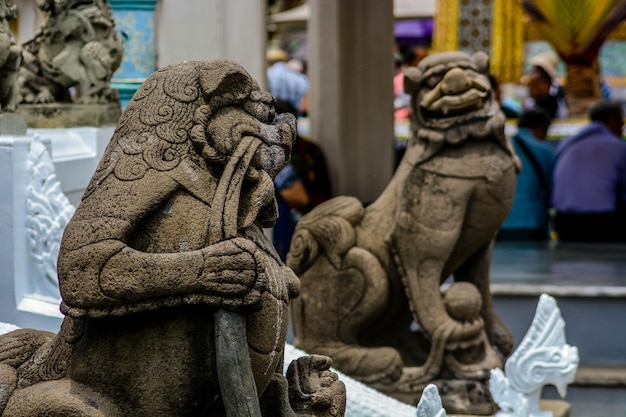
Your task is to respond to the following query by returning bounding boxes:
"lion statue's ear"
[471,52,490,75]
[403,67,422,95]
[199,59,259,106]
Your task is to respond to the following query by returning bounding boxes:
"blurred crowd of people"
[266,47,332,260]
[495,52,626,243]
[551,100,626,242]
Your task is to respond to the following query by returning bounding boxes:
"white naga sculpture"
[489,294,579,417]
[0,323,18,335]
[416,385,447,417]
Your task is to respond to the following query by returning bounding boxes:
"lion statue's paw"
[286,355,346,417]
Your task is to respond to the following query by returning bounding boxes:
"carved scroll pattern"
[83,60,269,199]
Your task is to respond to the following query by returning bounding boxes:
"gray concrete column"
[308,0,395,203]
[156,0,267,89]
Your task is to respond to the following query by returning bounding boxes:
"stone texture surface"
[287,51,520,415]
[0,113,26,135]
[0,60,345,417]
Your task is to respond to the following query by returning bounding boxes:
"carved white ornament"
[26,138,75,293]
[0,322,19,335]
[416,384,447,417]
[490,294,579,417]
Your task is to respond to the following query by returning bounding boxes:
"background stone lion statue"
[0,0,21,112]
[0,60,344,417]
[287,51,520,415]
[18,0,122,104]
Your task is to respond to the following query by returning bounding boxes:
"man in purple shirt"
[552,100,626,242]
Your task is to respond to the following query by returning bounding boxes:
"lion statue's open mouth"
[420,67,491,118]
[403,51,519,170]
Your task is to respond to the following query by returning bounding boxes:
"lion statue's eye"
[425,75,441,88]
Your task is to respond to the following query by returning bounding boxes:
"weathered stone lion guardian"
[0,60,345,417]
[287,51,520,415]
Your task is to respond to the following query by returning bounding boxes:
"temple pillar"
[308,0,394,203]
[156,0,267,89]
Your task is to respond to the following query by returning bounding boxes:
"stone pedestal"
[447,400,569,417]
[0,113,27,135]
[539,400,571,417]
[479,400,569,417]
[16,103,121,129]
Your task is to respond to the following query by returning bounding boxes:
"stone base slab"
[17,103,121,128]
[449,400,570,417]
[575,365,626,386]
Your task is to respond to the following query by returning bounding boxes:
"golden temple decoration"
[525,20,544,41]
[433,0,626,87]
[491,0,525,82]
[527,17,626,41]
[433,0,459,52]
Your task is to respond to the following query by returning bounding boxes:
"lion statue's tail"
[286,196,365,275]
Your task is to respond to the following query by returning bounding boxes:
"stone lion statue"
[287,51,520,415]
[0,60,345,417]
[18,0,122,104]
[0,0,21,112]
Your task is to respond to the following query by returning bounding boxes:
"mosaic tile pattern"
[112,9,156,79]
[458,0,493,54]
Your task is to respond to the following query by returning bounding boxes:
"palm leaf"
[521,0,626,59]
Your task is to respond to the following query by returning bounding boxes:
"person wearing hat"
[523,52,568,120]
[267,47,309,116]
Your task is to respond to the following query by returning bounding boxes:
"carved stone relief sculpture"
[18,0,123,105]
[416,384,447,417]
[287,51,520,415]
[26,137,75,299]
[0,60,345,417]
[490,294,579,417]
